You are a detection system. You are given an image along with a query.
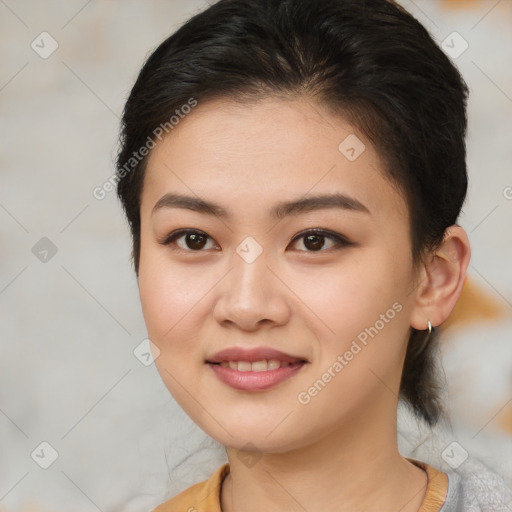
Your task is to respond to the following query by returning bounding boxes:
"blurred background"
[1,0,511,510]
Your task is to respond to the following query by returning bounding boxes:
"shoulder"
[408,456,512,511]
[443,456,512,512]
[427,456,512,512]
[152,463,230,512]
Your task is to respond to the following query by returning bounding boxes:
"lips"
[206,346,307,365]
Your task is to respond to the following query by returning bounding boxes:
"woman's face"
[138,97,420,452]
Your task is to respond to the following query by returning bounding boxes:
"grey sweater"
[437,457,512,511]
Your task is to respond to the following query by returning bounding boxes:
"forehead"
[141,97,408,222]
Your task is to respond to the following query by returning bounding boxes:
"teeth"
[238,361,252,372]
[219,359,293,371]
[268,359,282,370]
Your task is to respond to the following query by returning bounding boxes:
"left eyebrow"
[151,192,371,219]
[271,192,370,218]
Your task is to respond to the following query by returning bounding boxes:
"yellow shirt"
[153,458,449,512]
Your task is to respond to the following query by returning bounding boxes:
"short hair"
[116,0,469,426]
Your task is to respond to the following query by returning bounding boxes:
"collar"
[154,458,448,512]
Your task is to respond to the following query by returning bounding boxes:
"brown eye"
[183,232,208,250]
[303,234,326,251]
[290,229,352,252]
[159,229,217,251]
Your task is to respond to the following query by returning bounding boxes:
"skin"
[137,96,470,512]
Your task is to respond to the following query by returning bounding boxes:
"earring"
[416,320,433,355]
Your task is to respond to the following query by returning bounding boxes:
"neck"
[221,400,428,512]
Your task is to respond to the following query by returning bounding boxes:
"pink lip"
[207,361,306,391]
[206,346,306,364]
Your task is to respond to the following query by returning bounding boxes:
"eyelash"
[158,228,353,253]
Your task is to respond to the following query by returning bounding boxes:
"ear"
[410,225,471,330]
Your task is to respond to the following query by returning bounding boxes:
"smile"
[217,359,293,371]
[207,360,306,391]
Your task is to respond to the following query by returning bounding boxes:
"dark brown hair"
[116,0,469,425]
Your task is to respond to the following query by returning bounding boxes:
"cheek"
[138,257,203,341]
[290,255,411,420]
[293,250,413,409]
[137,249,212,405]
[291,249,410,339]
[138,235,188,330]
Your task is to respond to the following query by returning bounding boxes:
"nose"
[213,246,291,331]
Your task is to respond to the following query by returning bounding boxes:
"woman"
[115,0,512,510]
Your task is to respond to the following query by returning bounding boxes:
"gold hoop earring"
[427,320,432,335]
